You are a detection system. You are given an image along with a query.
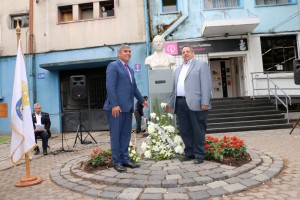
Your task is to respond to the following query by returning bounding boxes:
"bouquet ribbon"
[147,121,177,147]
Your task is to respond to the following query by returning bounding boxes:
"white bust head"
[145,35,176,70]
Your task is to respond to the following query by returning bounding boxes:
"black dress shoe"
[122,162,140,168]
[114,165,127,172]
[43,149,48,155]
[34,148,40,155]
[179,155,195,162]
[194,158,204,164]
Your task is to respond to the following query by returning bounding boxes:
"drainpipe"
[29,0,36,104]
[0,26,3,99]
[144,0,150,56]
[161,1,189,39]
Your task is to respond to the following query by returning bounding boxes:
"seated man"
[32,103,51,155]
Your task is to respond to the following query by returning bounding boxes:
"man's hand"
[112,106,122,118]
[143,101,149,108]
[166,105,171,112]
[34,129,38,133]
[201,105,209,110]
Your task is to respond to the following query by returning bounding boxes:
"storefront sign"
[165,39,248,55]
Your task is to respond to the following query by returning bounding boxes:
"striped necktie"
[124,64,132,83]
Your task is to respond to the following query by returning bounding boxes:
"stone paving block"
[157,160,172,164]
[189,191,210,200]
[168,169,186,174]
[103,186,124,192]
[117,188,143,200]
[268,167,281,172]
[163,166,180,171]
[178,178,196,187]
[72,185,89,193]
[249,169,263,175]
[89,184,107,190]
[101,170,120,177]
[207,180,229,188]
[240,178,260,187]
[193,176,213,184]
[223,183,247,193]
[134,169,151,175]
[225,177,243,184]
[145,180,162,188]
[82,173,94,178]
[99,191,120,199]
[187,185,210,192]
[237,173,255,179]
[168,162,181,167]
[141,160,156,164]
[181,171,199,179]
[262,170,278,178]
[54,178,69,186]
[148,174,165,181]
[132,174,148,180]
[149,166,163,171]
[144,188,167,193]
[166,174,182,180]
[90,175,106,181]
[116,172,134,179]
[219,164,236,170]
[207,187,230,197]
[164,193,189,200]
[162,179,178,188]
[168,187,187,193]
[186,166,202,172]
[140,193,163,200]
[63,182,78,189]
[209,173,227,181]
[252,174,270,182]
[117,179,134,187]
[83,188,102,197]
[212,167,227,173]
[198,170,215,176]
[150,170,168,175]
[201,162,220,170]
[130,179,146,188]
[69,178,82,183]
[63,174,73,179]
[104,177,121,184]
[77,180,92,186]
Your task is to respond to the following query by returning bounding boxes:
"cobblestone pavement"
[0,128,300,199]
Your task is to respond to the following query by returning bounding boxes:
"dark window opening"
[100,0,115,18]
[260,35,298,72]
[79,3,93,20]
[162,0,177,12]
[11,14,29,29]
[204,0,240,9]
[58,5,73,23]
[256,0,295,6]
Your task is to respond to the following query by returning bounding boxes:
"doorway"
[60,67,108,132]
[210,57,245,99]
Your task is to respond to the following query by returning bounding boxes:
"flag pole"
[14,19,42,187]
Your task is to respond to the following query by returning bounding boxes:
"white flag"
[10,40,36,164]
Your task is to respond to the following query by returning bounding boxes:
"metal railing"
[251,72,292,123]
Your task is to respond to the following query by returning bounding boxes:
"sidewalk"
[0,128,300,199]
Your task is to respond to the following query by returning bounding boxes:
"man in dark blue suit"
[104,44,146,172]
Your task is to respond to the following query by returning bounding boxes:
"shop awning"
[201,17,260,37]
[40,57,116,71]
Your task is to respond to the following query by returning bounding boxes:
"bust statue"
[145,35,176,70]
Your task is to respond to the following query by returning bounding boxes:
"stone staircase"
[207,97,293,133]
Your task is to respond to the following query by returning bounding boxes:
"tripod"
[290,117,300,134]
[73,110,97,147]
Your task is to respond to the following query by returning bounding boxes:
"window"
[162,0,177,12]
[11,14,29,29]
[204,0,241,9]
[256,0,296,5]
[100,0,115,18]
[58,5,73,23]
[79,3,93,20]
[260,35,298,72]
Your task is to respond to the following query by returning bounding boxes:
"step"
[207,114,285,123]
[207,118,288,129]
[207,123,293,133]
[209,106,277,115]
[211,98,270,105]
[208,110,281,119]
[212,102,273,109]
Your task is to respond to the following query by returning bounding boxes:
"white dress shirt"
[177,59,194,96]
[35,113,42,125]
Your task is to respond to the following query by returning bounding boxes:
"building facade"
[0,0,149,134]
[148,0,300,99]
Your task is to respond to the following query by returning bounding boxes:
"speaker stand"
[52,131,74,154]
[73,110,97,147]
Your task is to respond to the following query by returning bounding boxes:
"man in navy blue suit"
[104,44,146,172]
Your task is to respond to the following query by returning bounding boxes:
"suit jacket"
[32,112,51,138]
[169,59,212,113]
[103,60,144,112]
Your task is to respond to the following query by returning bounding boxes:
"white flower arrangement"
[128,141,141,163]
[140,98,185,161]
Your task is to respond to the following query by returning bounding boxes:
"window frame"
[203,0,243,10]
[79,3,94,20]
[161,0,179,14]
[10,14,29,29]
[100,0,115,18]
[58,5,73,23]
[255,0,297,7]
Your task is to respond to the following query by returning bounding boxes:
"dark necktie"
[124,64,132,83]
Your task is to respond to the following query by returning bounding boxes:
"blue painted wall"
[0,43,148,135]
[149,0,300,40]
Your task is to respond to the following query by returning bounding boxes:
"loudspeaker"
[70,75,86,99]
[293,59,300,85]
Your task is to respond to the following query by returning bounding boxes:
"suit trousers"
[106,111,132,165]
[134,112,142,133]
[35,131,49,150]
[176,98,208,160]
